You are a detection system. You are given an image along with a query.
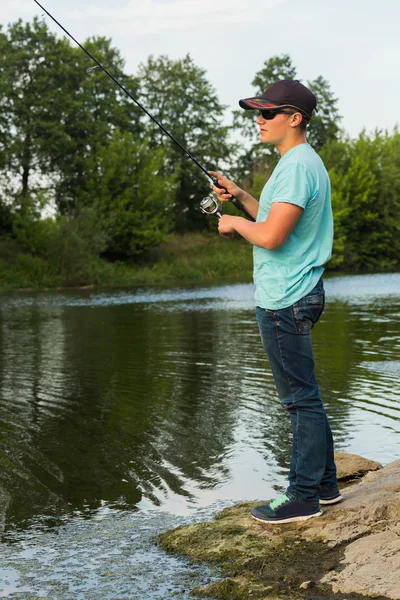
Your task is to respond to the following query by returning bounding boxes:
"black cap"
[239,80,317,121]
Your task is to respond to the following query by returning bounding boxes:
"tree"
[0,18,67,214]
[327,131,400,270]
[0,19,143,218]
[136,55,230,230]
[89,130,178,257]
[50,36,143,215]
[307,76,342,151]
[0,19,180,259]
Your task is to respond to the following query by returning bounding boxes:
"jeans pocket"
[292,291,325,334]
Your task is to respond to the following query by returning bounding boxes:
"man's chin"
[260,134,272,144]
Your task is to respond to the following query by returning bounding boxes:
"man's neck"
[277,135,307,157]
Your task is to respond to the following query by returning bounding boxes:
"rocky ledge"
[159,453,400,600]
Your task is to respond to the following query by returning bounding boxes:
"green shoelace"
[269,494,290,510]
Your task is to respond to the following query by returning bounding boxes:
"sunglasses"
[259,109,296,120]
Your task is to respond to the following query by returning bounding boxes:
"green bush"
[47,208,109,284]
[325,131,400,271]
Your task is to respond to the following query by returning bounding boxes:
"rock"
[321,529,400,599]
[159,453,400,600]
[299,580,312,589]
[304,459,400,547]
[335,451,382,480]
[322,560,336,571]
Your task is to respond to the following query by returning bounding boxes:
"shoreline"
[1,233,400,294]
[158,452,400,600]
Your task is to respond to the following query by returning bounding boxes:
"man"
[210,79,341,524]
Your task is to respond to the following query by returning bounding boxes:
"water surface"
[0,273,399,598]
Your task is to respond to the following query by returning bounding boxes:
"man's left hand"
[218,215,236,239]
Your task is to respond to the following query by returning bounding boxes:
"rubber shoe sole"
[319,494,343,505]
[251,509,323,524]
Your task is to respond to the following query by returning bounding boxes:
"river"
[0,272,399,598]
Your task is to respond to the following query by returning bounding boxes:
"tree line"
[0,18,399,281]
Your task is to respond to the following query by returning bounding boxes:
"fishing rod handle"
[210,177,255,222]
[229,196,255,222]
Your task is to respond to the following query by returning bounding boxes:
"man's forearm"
[225,202,303,250]
[230,217,274,249]
[234,190,259,220]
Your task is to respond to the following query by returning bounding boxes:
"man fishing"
[210,79,342,524]
[33,0,341,524]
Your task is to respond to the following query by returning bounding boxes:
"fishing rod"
[33,0,255,222]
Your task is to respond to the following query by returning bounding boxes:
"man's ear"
[290,112,303,128]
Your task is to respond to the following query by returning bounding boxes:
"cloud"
[3,0,37,24]
[67,0,285,33]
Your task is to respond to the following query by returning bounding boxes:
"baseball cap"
[239,80,317,121]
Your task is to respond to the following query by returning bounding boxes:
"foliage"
[88,130,178,256]
[136,55,230,230]
[0,19,177,259]
[50,37,143,215]
[0,17,399,285]
[47,208,109,283]
[307,75,342,150]
[0,233,253,290]
[0,18,67,211]
[326,131,400,270]
[0,20,140,210]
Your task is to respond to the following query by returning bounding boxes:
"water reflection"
[0,273,399,534]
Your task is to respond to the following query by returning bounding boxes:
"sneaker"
[319,491,343,505]
[251,494,323,524]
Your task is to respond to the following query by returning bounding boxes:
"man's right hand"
[208,171,243,203]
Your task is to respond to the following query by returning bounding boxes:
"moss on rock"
[159,501,344,599]
[159,456,400,600]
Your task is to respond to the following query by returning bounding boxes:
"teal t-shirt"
[253,143,333,310]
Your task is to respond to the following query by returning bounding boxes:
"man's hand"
[208,171,243,203]
[218,215,237,239]
[209,170,260,221]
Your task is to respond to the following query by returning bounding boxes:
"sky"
[3,0,400,138]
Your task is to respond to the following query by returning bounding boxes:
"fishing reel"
[200,195,222,219]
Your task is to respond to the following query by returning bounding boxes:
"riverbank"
[159,453,400,600]
[2,232,399,293]
[0,233,254,292]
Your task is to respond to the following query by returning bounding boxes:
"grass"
[0,233,254,292]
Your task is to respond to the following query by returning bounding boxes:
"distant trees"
[0,19,176,262]
[321,131,400,270]
[0,19,399,278]
[136,54,230,231]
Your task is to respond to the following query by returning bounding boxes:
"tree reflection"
[0,285,399,531]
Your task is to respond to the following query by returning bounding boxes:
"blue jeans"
[256,278,338,506]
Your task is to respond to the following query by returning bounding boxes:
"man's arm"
[218,202,303,249]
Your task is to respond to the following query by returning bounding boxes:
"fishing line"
[33,0,255,221]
